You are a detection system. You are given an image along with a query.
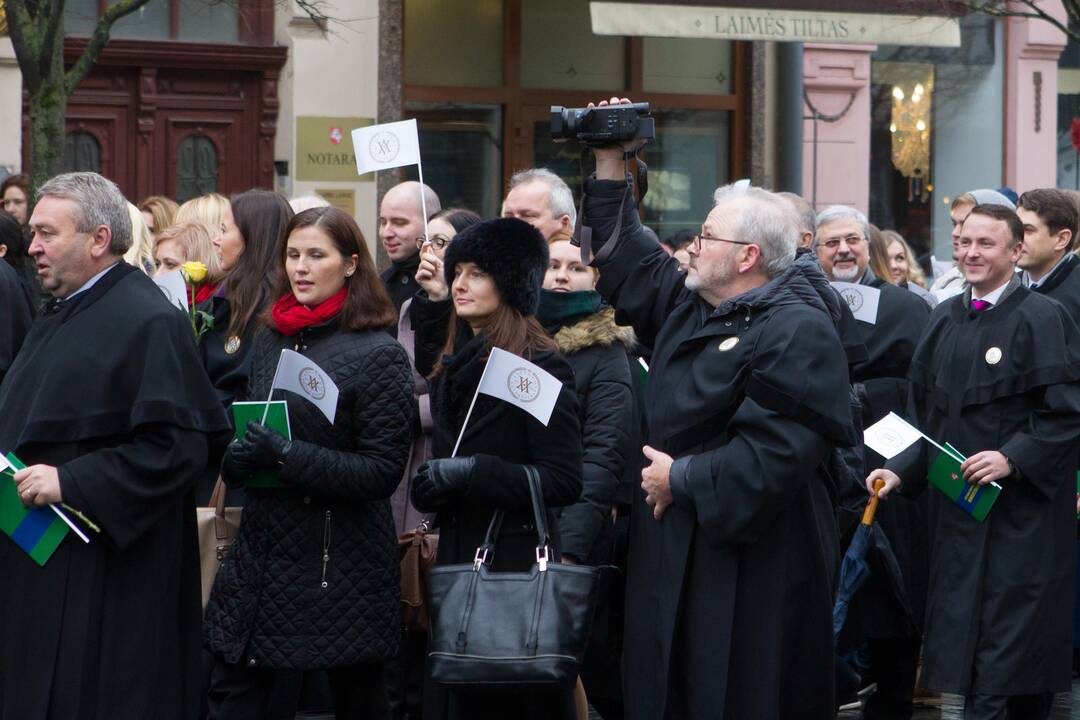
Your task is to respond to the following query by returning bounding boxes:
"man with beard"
[815,204,931,719]
[582,98,856,719]
[870,204,1080,720]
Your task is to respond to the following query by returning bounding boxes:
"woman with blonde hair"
[139,195,180,241]
[176,192,230,239]
[868,225,935,307]
[152,221,222,298]
[125,202,155,274]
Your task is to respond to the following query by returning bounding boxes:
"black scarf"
[536,289,602,334]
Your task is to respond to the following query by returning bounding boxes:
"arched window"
[63,131,101,174]
[176,135,219,203]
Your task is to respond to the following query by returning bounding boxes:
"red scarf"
[271,288,347,336]
[192,283,219,306]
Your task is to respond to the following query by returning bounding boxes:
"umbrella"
[833,478,883,642]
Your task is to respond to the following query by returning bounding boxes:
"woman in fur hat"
[410,217,583,720]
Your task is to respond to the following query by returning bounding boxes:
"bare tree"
[963,0,1079,41]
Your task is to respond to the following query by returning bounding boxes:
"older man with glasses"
[579,97,857,720]
[815,204,931,718]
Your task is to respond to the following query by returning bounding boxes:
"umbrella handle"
[861,478,885,526]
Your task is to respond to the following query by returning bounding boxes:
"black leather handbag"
[427,466,600,687]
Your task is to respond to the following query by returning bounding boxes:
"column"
[802,43,875,213]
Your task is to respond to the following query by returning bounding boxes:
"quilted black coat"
[203,318,414,669]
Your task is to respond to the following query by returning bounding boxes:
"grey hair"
[815,204,870,242]
[714,185,799,279]
[37,172,132,256]
[508,168,576,227]
[775,191,817,236]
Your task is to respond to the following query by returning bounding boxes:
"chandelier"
[889,69,933,203]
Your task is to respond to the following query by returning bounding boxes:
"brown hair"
[138,195,179,234]
[266,207,397,332]
[431,301,557,380]
[867,224,891,283]
[967,204,1024,247]
[226,190,293,338]
[1018,188,1079,239]
[0,174,28,200]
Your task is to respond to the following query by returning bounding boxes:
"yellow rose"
[181,261,208,284]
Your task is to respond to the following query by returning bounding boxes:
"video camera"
[550,103,655,146]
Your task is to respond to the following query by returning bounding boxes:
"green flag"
[927,446,1001,522]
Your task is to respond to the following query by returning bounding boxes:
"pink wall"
[1005,1,1067,193]
[802,43,875,213]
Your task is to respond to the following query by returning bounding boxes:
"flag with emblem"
[863,412,923,460]
[352,119,422,174]
[476,347,562,426]
[267,349,340,424]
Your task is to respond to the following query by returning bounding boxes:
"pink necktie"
[970,299,992,312]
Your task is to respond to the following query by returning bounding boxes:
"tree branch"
[4,0,43,92]
[962,0,1080,41]
[64,0,155,95]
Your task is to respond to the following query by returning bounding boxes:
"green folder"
[927,443,1001,523]
[231,401,292,489]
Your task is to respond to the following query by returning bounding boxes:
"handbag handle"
[472,465,552,571]
[209,475,229,541]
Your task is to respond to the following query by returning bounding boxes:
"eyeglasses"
[416,234,452,251]
[817,234,864,251]
[690,234,753,251]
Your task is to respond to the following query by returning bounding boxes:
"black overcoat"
[1031,252,1080,318]
[0,263,229,720]
[204,319,414,669]
[888,279,1080,695]
[585,179,855,720]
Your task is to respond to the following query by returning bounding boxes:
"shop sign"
[590,2,961,47]
[297,116,374,182]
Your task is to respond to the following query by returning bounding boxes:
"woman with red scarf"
[204,206,415,719]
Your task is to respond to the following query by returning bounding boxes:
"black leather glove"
[411,456,475,511]
[231,421,292,473]
[220,439,254,488]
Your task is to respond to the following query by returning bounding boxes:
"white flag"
[269,349,340,424]
[831,281,881,325]
[352,119,421,174]
[477,347,563,426]
[863,412,923,460]
[153,270,189,312]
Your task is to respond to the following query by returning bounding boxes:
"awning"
[590,1,963,47]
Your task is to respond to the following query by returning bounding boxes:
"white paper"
[831,281,881,325]
[269,349,340,425]
[863,412,923,460]
[352,119,421,174]
[477,347,563,426]
[153,270,189,312]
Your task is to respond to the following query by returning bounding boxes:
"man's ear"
[559,214,573,233]
[1055,229,1073,254]
[89,225,113,260]
[738,243,762,274]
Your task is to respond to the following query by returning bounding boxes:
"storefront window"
[405,0,503,87]
[404,104,503,219]
[109,0,171,40]
[521,0,626,90]
[870,15,1004,261]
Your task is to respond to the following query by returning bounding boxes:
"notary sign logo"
[299,367,327,400]
[329,127,343,145]
[369,131,401,164]
[507,367,541,403]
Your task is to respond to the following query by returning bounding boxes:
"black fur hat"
[443,217,549,316]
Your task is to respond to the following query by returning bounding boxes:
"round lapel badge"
[719,337,740,352]
[225,336,242,355]
[984,346,1002,365]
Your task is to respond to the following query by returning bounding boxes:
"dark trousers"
[963,692,1054,720]
[384,627,426,720]
[207,655,388,720]
[862,635,921,720]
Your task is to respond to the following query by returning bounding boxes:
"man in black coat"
[582,118,856,720]
[816,204,931,718]
[870,204,1080,720]
[1017,188,1080,316]
[0,172,229,720]
[379,181,440,314]
[0,253,32,384]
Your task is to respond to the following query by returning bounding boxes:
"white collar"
[971,278,1011,305]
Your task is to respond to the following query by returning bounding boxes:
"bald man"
[379,181,441,313]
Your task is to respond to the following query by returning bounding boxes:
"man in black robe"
[379,180,440,314]
[816,204,931,718]
[870,204,1080,720]
[0,254,32,384]
[1017,188,1080,318]
[582,118,856,719]
[0,172,229,720]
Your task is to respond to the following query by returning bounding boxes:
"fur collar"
[553,307,636,355]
